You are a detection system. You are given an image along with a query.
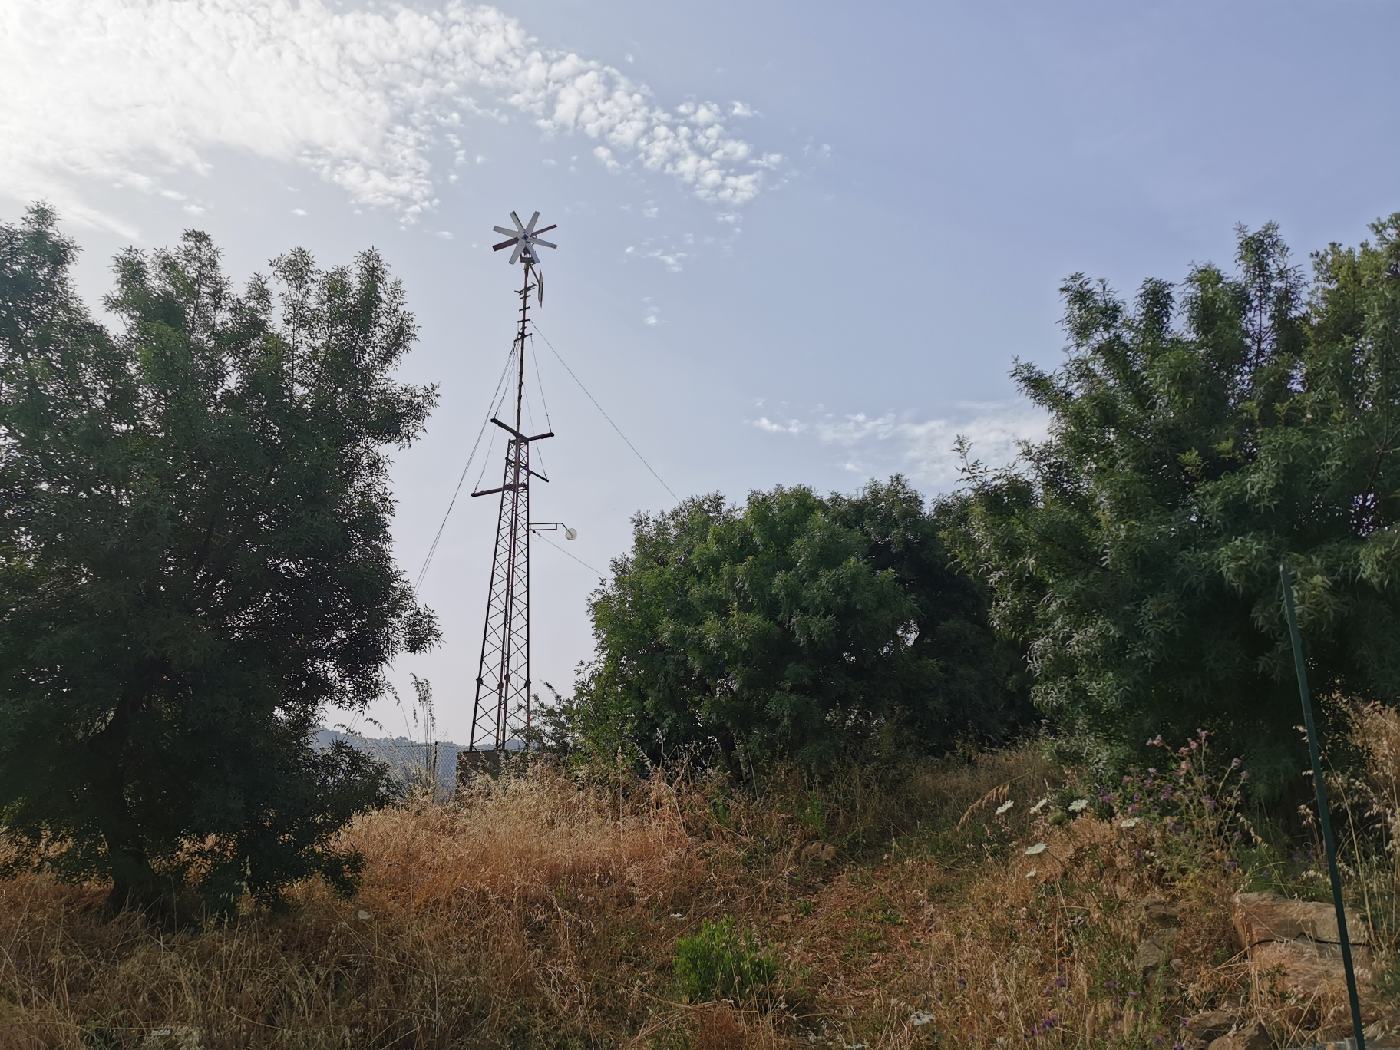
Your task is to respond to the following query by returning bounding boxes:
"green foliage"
[953,217,1400,797]
[0,206,438,910]
[563,477,1030,775]
[672,918,777,1004]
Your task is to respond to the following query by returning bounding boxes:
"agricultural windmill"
[466,210,559,754]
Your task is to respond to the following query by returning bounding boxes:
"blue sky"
[4,0,1398,742]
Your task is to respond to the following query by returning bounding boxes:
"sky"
[3,0,1398,744]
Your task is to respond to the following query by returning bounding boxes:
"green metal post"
[1279,562,1366,1050]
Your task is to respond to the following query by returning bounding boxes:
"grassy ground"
[2,717,1398,1049]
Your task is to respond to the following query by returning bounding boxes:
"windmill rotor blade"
[494,212,553,266]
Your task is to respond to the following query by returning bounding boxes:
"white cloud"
[0,0,782,233]
[750,402,1049,486]
[646,248,686,273]
[593,145,621,172]
[752,416,806,435]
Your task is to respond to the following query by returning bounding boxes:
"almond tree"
[0,206,438,910]
[954,219,1400,796]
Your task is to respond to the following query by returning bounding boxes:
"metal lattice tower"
[468,211,557,752]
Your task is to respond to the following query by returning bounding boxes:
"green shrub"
[672,918,777,1004]
[570,478,1032,778]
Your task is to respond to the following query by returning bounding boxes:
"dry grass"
[0,733,1387,1049]
[1335,703,1400,992]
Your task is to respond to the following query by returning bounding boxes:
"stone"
[1183,1010,1239,1043]
[1133,930,1178,973]
[1250,938,1379,1034]
[1142,896,1181,927]
[1233,892,1368,949]
[1206,1020,1272,1050]
[1231,891,1400,1038]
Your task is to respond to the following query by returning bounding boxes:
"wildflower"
[1024,842,1048,855]
[996,799,1014,816]
[1118,817,1140,829]
[1067,799,1088,813]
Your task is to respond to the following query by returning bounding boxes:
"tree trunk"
[90,689,164,912]
[103,832,162,913]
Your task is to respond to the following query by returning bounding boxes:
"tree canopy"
[953,218,1400,794]
[560,477,1030,774]
[0,206,438,910]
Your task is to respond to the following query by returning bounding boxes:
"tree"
[565,477,1029,775]
[0,206,438,910]
[953,218,1400,795]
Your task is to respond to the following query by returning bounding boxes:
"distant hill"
[312,728,465,799]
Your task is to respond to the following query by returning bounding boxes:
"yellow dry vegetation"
[1,718,1398,1049]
